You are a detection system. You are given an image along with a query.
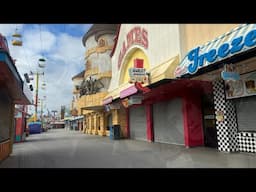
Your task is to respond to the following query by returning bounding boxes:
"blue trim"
[15,135,21,142]
[176,24,256,77]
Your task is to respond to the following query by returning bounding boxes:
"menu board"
[225,71,256,99]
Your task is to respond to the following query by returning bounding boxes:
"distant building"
[71,24,118,136]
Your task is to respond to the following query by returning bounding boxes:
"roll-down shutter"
[153,98,184,145]
[235,96,256,132]
[129,106,147,141]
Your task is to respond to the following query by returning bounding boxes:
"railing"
[78,92,108,108]
[0,139,11,161]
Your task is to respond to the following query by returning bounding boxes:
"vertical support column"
[126,108,130,139]
[99,113,106,136]
[213,80,238,152]
[112,109,119,125]
[89,114,93,134]
[94,113,98,135]
[146,104,153,142]
[9,102,15,154]
[84,116,86,133]
[84,115,88,134]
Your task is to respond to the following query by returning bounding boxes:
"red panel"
[146,104,154,142]
[182,97,189,146]
[135,82,151,93]
[182,90,204,147]
[15,118,23,135]
[134,58,144,68]
[142,79,209,147]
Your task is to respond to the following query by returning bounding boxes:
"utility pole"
[29,58,46,122]
[31,71,44,122]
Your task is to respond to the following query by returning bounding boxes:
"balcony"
[78,91,108,111]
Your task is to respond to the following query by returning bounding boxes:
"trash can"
[110,125,120,140]
[28,122,42,134]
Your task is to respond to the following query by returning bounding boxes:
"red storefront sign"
[118,26,148,70]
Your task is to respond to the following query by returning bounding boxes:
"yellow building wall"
[119,49,150,85]
[110,106,127,138]
[77,92,108,110]
[179,24,240,57]
[112,109,119,125]
[118,106,127,138]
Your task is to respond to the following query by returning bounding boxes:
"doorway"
[202,94,218,148]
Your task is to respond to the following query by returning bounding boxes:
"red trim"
[135,82,151,93]
[110,24,121,57]
[126,108,130,138]
[142,79,211,147]
[182,97,189,146]
[146,104,154,142]
[182,91,204,147]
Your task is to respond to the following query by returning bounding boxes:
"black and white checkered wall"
[237,132,256,153]
[213,80,238,152]
[213,80,256,153]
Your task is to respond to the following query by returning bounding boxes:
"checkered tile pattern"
[213,80,238,152]
[237,132,256,153]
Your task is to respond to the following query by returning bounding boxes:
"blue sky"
[0,24,92,115]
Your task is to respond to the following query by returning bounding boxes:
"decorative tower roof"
[72,70,85,80]
[82,24,118,46]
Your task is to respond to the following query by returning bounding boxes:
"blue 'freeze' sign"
[174,24,256,78]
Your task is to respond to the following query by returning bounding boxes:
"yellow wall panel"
[119,49,150,85]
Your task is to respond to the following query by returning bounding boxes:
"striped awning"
[174,24,256,78]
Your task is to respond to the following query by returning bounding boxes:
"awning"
[103,55,179,103]
[175,24,256,78]
[148,55,179,84]
[81,105,104,111]
[103,82,136,102]
[0,51,32,105]
[64,115,84,121]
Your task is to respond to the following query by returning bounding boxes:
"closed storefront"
[235,96,256,132]
[129,106,147,141]
[175,24,256,153]
[153,98,184,145]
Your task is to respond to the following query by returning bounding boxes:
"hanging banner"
[225,70,256,99]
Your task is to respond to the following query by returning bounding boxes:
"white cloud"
[0,24,24,37]
[1,24,89,114]
[23,29,56,54]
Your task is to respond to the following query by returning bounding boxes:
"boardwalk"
[1,129,256,168]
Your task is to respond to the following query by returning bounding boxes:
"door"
[106,113,112,131]
[202,94,218,148]
[129,106,147,141]
[153,98,184,145]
